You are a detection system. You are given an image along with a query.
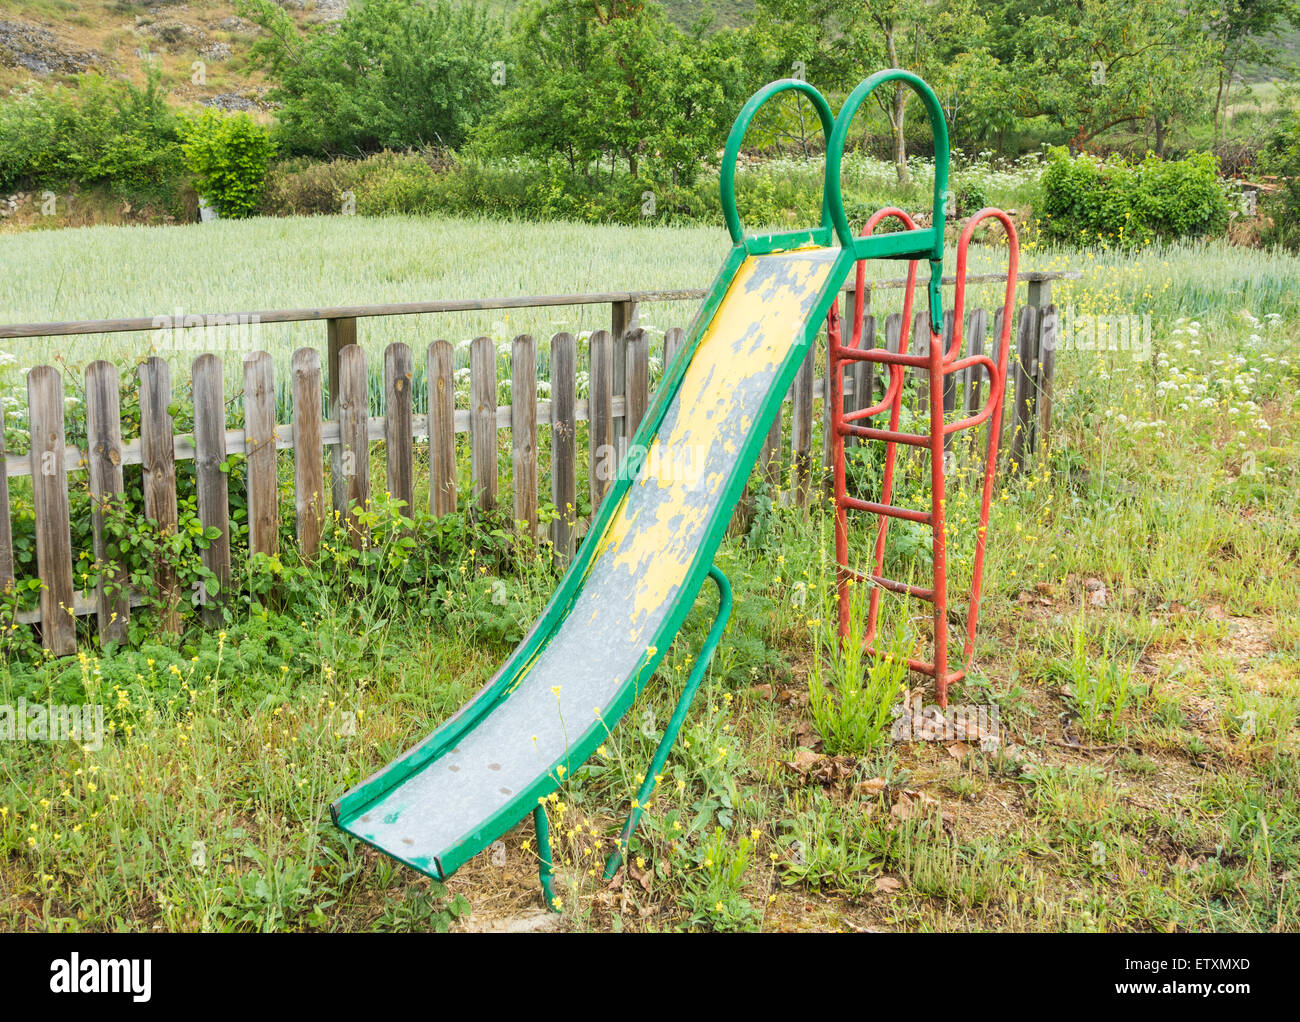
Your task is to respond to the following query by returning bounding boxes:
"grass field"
[0,214,1297,931]
[4,211,1300,368]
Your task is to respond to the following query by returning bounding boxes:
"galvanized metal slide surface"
[332,247,840,879]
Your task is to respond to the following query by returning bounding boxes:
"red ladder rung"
[840,566,934,601]
[831,345,928,369]
[864,644,966,686]
[839,495,931,525]
[839,422,932,448]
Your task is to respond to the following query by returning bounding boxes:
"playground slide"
[332,246,843,879]
[332,69,956,892]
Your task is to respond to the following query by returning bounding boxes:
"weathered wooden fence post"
[326,317,356,417]
[428,340,457,517]
[511,334,538,535]
[27,366,75,654]
[1029,278,1057,460]
[385,342,415,516]
[242,350,278,558]
[1007,303,1040,473]
[589,330,614,512]
[192,353,231,624]
[337,343,369,546]
[624,328,649,441]
[549,332,578,559]
[291,347,325,558]
[663,326,685,366]
[791,347,815,509]
[612,300,638,458]
[327,317,356,515]
[470,336,498,512]
[85,360,128,644]
[139,357,180,634]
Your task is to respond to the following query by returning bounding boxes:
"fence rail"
[0,270,1074,653]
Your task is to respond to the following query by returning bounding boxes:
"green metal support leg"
[603,564,733,881]
[531,565,732,908]
[535,803,559,912]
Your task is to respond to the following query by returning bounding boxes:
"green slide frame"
[331,69,952,902]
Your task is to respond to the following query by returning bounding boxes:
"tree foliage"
[181,110,276,218]
[982,0,1213,151]
[0,69,182,195]
[1040,145,1229,247]
[477,1,752,186]
[237,0,500,155]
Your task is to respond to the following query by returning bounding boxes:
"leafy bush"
[262,157,363,216]
[263,149,719,224]
[0,71,183,201]
[238,0,499,156]
[1040,146,1229,247]
[354,152,443,215]
[954,177,990,217]
[181,110,276,218]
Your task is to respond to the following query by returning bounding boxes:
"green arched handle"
[826,68,950,258]
[827,68,951,334]
[720,78,838,246]
[718,69,952,333]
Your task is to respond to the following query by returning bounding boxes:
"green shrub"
[0,71,183,201]
[238,0,499,156]
[262,157,363,216]
[1040,146,1229,247]
[955,178,990,217]
[268,149,719,225]
[354,152,442,215]
[181,110,276,218]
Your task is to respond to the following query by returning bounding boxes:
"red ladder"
[830,207,1020,706]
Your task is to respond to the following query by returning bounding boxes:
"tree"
[1203,0,1300,142]
[480,1,746,185]
[983,0,1213,151]
[181,110,276,218]
[237,0,500,155]
[859,0,988,184]
[942,49,1020,156]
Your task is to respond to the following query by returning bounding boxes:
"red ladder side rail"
[830,207,918,666]
[830,208,1020,706]
[953,210,1019,671]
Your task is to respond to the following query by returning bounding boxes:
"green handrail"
[719,69,952,332]
[825,68,951,333]
[719,78,838,247]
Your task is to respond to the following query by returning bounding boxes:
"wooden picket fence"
[0,271,1071,654]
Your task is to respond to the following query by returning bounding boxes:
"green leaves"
[0,67,183,196]
[181,109,276,219]
[1041,146,1230,248]
[478,0,748,190]
[238,0,499,156]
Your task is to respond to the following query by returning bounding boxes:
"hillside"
[5,0,1295,114]
[0,0,754,109]
[0,0,344,110]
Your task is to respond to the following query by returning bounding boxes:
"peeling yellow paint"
[595,251,833,640]
[495,249,832,695]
